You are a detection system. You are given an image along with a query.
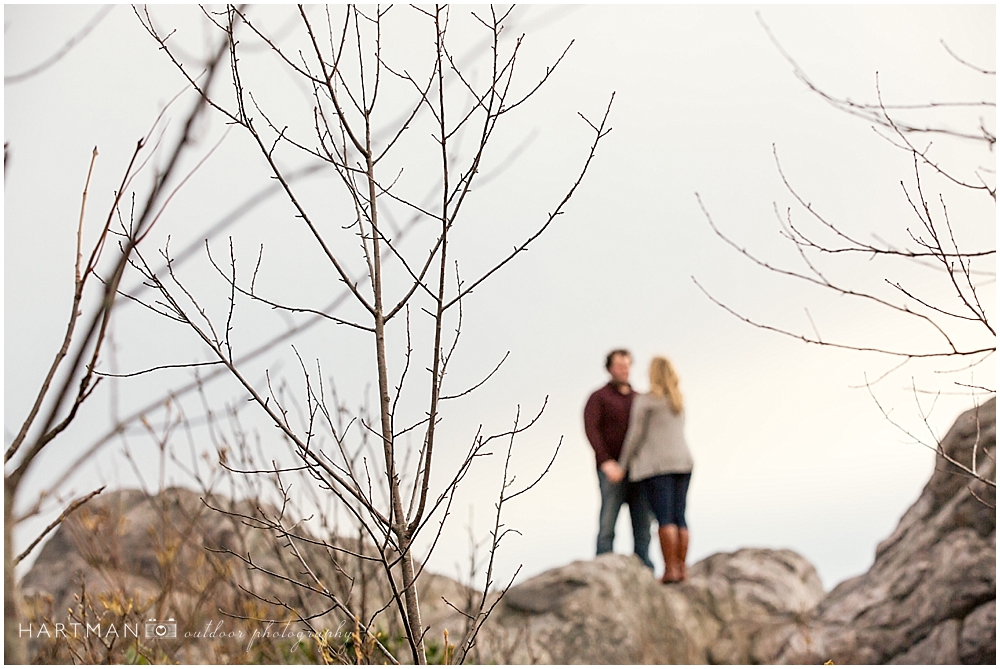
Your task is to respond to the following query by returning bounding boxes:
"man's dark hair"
[605,349,631,370]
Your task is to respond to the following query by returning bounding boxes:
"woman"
[617,356,693,583]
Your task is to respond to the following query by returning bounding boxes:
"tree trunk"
[398,536,426,664]
[5,479,27,663]
[368,139,427,662]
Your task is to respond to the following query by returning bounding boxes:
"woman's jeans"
[642,471,692,528]
[597,469,653,569]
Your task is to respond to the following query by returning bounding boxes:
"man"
[583,349,653,569]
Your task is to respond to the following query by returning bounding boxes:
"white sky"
[4,4,995,593]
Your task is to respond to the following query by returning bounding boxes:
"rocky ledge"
[19,400,995,664]
[470,398,995,664]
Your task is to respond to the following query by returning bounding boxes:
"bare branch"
[14,486,105,565]
[5,5,115,83]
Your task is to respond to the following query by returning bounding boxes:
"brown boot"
[677,527,689,582]
[658,525,681,583]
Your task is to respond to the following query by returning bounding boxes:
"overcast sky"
[5,3,995,592]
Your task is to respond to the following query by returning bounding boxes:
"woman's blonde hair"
[648,356,683,414]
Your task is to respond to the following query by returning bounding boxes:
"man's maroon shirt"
[584,382,636,468]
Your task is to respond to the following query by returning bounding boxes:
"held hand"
[601,460,625,484]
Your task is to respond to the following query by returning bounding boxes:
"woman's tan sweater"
[618,392,693,481]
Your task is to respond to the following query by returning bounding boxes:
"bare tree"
[130,4,610,663]
[695,17,995,498]
[3,36,228,659]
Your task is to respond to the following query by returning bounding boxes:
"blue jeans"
[597,469,654,569]
[642,472,691,528]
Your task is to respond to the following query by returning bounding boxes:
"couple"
[583,349,693,584]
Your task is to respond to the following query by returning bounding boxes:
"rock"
[21,487,339,620]
[18,486,475,663]
[18,399,995,664]
[888,619,961,664]
[470,548,824,664]
[470,553,706,664]
[686,547,824,623]
[470,400,995,665]
[771,398,996,665]
[959,600,996,664]
[685,548,824,664]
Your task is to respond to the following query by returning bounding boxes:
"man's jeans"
[597,469,654,569]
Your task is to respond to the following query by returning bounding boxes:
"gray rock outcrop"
[19,487,474,663]
[472,399,995,664]
[686,548,825,664]
[470,547,825,664]
[767,398,996,664]
[19,399,995,664]
[471,553,706,664]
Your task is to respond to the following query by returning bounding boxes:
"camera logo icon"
[145,618,177,639]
